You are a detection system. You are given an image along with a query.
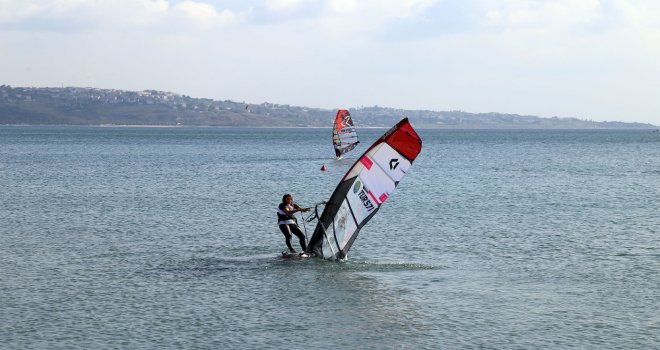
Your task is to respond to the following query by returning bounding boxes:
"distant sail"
[332,109,359,158]
[307,118,422,260]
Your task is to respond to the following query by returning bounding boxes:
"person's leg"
[289,225,307,252]
[278,225,295,252]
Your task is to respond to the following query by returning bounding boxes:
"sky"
[1,0,659,125]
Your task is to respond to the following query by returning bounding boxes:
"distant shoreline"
[3,124,658,131]
[2,85,657,129]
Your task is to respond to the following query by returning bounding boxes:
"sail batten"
[332,109,359,158]
[307,118,422,260]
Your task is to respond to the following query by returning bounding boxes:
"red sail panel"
[334,109,353,132]
[383,118,422,161]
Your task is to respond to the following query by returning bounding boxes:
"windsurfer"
[277,194,311,253]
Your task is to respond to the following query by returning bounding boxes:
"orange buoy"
[320,164,327,171]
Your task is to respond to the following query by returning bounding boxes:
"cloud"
[484,0,602,30]
[172,1,240,30]
[324,0,357,14]
[0,0,244,32]
[0,0,171,31]
[323,0,436,18]
[264,0,306,13]
[615,0,660,49]
[297,0,438,39]
[0,1,44,23]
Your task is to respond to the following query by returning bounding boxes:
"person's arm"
[282,204,301,215]
[292,204,311,213]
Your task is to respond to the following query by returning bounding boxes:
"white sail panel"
[333,199,358,250]
[321,232,339,256]
[321,224,340,257]
[357,156,396,205]
[371,143,412,183]
[345,179,377,226]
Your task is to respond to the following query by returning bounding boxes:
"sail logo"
[353,180,374,210]
[357,188,375,211]
[341,115,351,127]
[353,180,362,194]
[340,111,352,127]
[389,158,399,170]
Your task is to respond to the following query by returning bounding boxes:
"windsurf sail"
[307,118,422,260]
[332,109,359,158]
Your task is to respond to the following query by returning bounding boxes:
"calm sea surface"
[1,126,659,349]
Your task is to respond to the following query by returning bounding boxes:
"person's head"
[282,194,293,204]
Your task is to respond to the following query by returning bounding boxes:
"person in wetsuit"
[277,194,310,253]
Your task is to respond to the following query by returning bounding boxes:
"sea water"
[1,126,659,349]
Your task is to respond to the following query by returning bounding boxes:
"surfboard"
[280,251,312,259]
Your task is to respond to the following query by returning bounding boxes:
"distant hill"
[0,85,656,129]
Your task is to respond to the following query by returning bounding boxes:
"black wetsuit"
[277,203,307,253]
